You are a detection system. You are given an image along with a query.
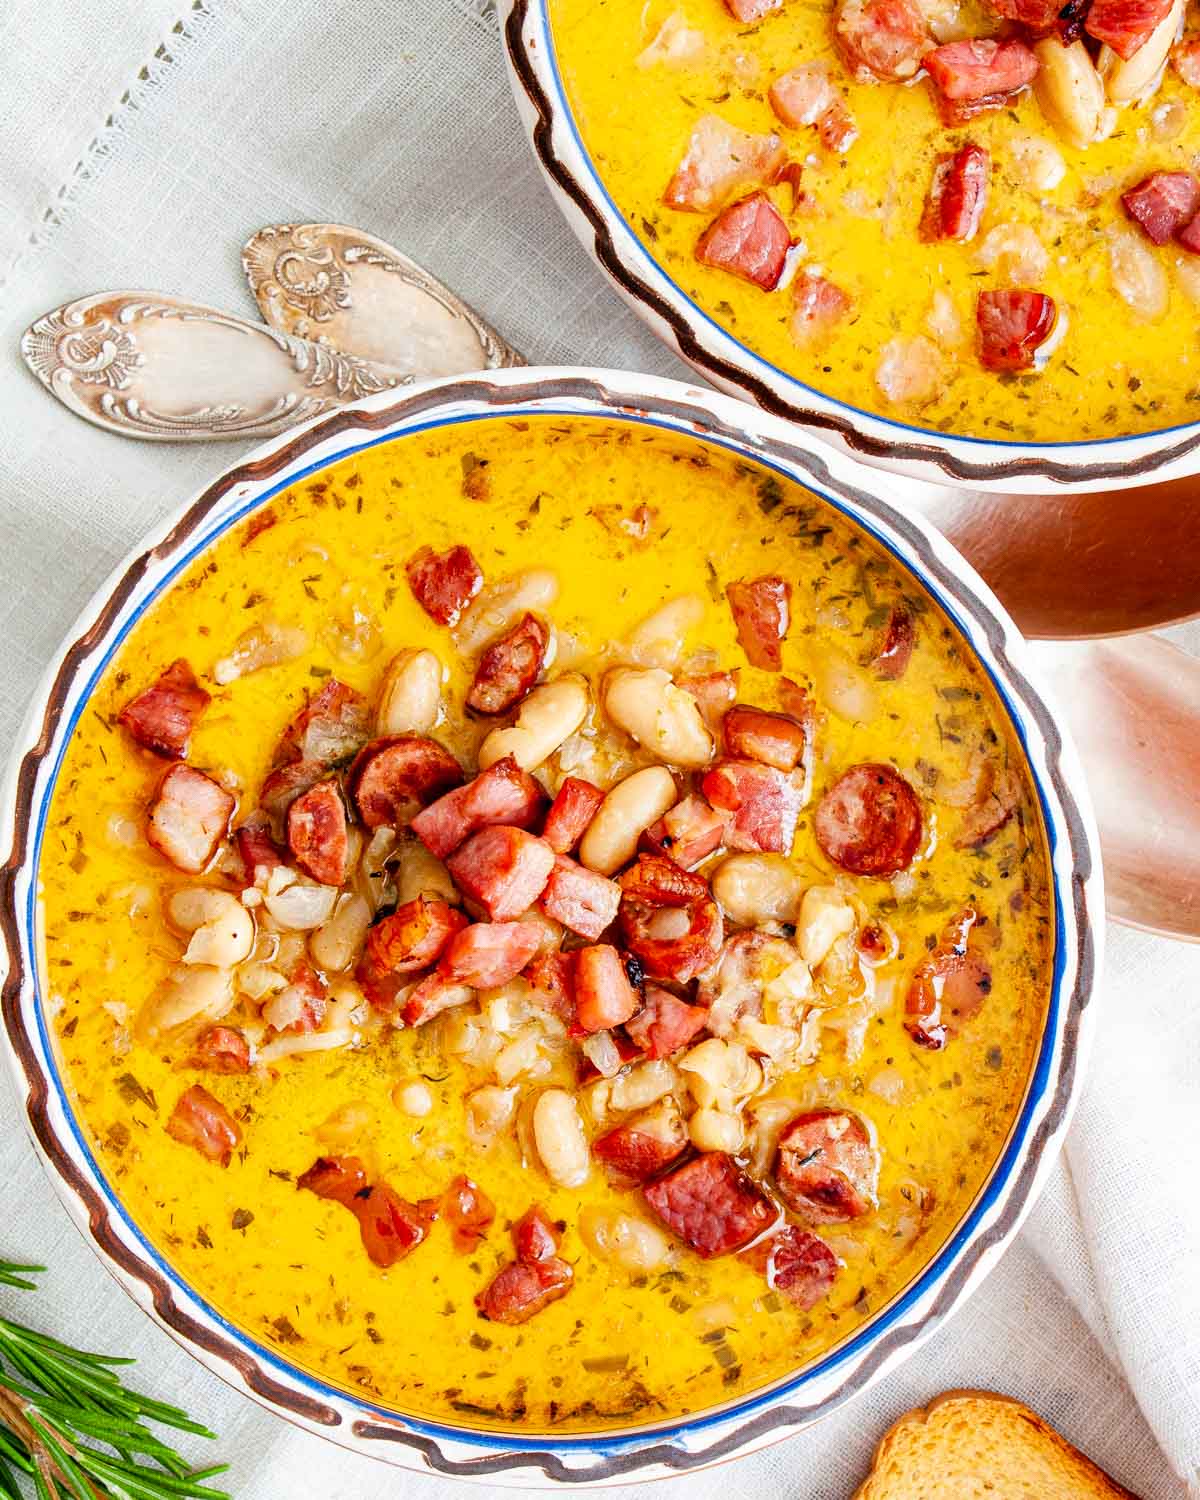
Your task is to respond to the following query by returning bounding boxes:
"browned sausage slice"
[349,736,464,830]
[741,1224,839,1309]
[813,763,922,875]
[466,613,549,715]
[286,780,348,886]
[775,1109,879,1224]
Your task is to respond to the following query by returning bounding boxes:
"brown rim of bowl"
[0,372,1097,1482]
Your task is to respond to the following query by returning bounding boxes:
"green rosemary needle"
[0,1261,229,1500]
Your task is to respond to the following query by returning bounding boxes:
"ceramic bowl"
[0,368,1102,1485]
[501,0,1200,494]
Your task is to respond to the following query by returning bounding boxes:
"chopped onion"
[868,1066,906,1104]
[811,648,878,726]
[213,620,309,685]
[264,880,338,931]
[258,1027,354,1063]
[581,1030,624,1079]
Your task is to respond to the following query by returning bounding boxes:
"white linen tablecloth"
[0,2,1197,1495]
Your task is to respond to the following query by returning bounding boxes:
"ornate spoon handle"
[20,291,410,442]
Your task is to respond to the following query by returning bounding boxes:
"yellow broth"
[39,416,1053,1430]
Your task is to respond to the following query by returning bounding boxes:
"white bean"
[679,1038,760,1110]
[811,647,880,725]
[603,668,713,767]
[579,766,677,875]
[466,1084,517,1145]
[139,965,233,1037]
[457,569,559,654]
[689,1106,745,1154]
[578,1205,671,1273]
[533,1088,590,1188]
[309,892,371,973]
[1108,226,1169,320]
[1034,37,1105,148]
[477,675,589,772]
[608,1060,678,1113]
[1099,0,1182,102]
[392,1079,434,1116]
[167,889,254,968]
[1009,134,1067,193]
[376,648,442,736]
[622,595,706,669]
[712,854,802,926]
[796,885,857,968]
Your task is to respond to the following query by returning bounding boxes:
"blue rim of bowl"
[1,375,1096,1481]
[505,0,1200,486]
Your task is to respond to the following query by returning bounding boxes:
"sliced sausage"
[349,735,464,831]
[352,1182,438,1267]
[775,1110,879,1224]
[723,705,806,772]
[644,1152,778,1257]
[813,763,922,876]
[466,613,549,715]
[191,1025,251,1075]
[977,290,1058,373]
[286,781,348,886]
[437,920,543,989]
[905,905,992,1048]
[572,944,640,1033]
[664,114,786,213]
[411,756,546,859]
[742,1225,839,1309]
[922,145,989,243]
[166,1085,241,1166]
[274,679,369,767]
[867,605,916,680]
[542,776,605,855]
[696,192,793,291]
[442,1175,496,1253]
[446,826,555,920]
[726,575,791,670]
[641,793,727,868]
[476,1256,573,1324]
[702,760,801,854]
[593,1099,688,1182]
[618,855,724,984]
[259,759,325,827]
[538,856,621,940]
[406,544,484,626]
[360,897,468,989]
[298,1154,369,1205]
[147,765,235,874]
[118,658,210,759]
[626,984,709,1059]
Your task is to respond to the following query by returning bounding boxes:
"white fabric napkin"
[0,1,1197,1495]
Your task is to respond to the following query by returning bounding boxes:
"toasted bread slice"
[854,1390,1143,1500]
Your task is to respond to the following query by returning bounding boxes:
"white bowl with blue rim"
[0,368,1102,1485]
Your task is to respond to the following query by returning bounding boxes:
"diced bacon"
[286,780,348,886]
[935,90,1013,126]
[976,289,1058,372]
[778,675,817,728]
[234,818,286,879]
[349,736,464,831]
[696,193,793,291]
[702,759,801,854]
[442,1175,496,1252]
[664,115,786,213]
[644,1152,777,1257]
[406,544,484,626]
[476,1256,573,1324]
[726,575,791,670]
[1122,172,1200,245]
[1179,215,1200,254]
[867,605,916,680]
[274,679,369,767]
[362,897,468,986]
[166,1085,241,1166]
[523,951,575,1020]
[572,944,640,1033]
[724,0,781,18]
[925,38,1038,100]
[466,613,549,716]
[723,704,806,772]
[191,1025,251,1075]
[905,905,991,1047]
[513,1205,561,1263]
[1086,0,1173,58]
[986,0,1061,31]
[775,1110,880,1223]
[676,671,738,735]
[922,144,989,243]
[1173,38,1200,86]
[813,763,923,875]
[298,1154,369,1205]
[618,856,724,983]
[118,659,210,759]
[411,756,546,859]
[446,826,555,920]
[641,794,727,869]
[538,856,621,940]
[791,273,852,345]
[353,1183,438,1267]
[259,759,324,826]
[769,64,859,154]
[542,776,605,854]
[263,960,326,1035]
[400,974,474,1027]
[593,1098,688,1181]
[955,760,1022,848]
[438,920,543,988]
[742,1225,839,1309]
[147,765,235,875]
[835,0,932,81]
[625,983,709,1059]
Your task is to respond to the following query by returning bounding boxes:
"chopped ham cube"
[263,960,326,1035]
[538,856,621,940]
[476,1209,573,1324]
[286,780,348,886]
[147,764,235,874]
[514,1205,561,1264]
[976,289,1058,372]
[641,794,727,869]
[726,575,791,669]
[1122,172,1200,245]
[664,114,786,213]
[466,613,549,715]
[702,759,801,853]
[349,736,464,831]
[925,38,1038,100]
[1176,213,1200,254]
[1086,0,1174,58]
[626,984,709,1059]
[696,192,793,290]
[675,670,738,734]
[542,776,605,854]
[524,950,575,1020]
[350,1183,438,1268]
[191,1025,251,1075]
[791,273,852,346]
[644,1152,777,1257]
[442,1175,495,1252]
[446,826,555,920]
[593,1099,688,1181]
[723,704,807,771]
[775,1109,879,1223]
[922,144,990,243]
[118,658,210,759]
[438,921,543,988]
[297,1154,368,1205]
[411,756,546,859]
[406,544,483,626]
[835,0,932,81]
[572,944,640,1033]
[166,1085,241,1166]
[274,679,369,767]
[769,64,859,154]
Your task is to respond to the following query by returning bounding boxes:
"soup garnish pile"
[42,418,1052,1430]
[549,0,1200,441]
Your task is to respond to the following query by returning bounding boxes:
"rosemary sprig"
[0,1262,229,1500]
